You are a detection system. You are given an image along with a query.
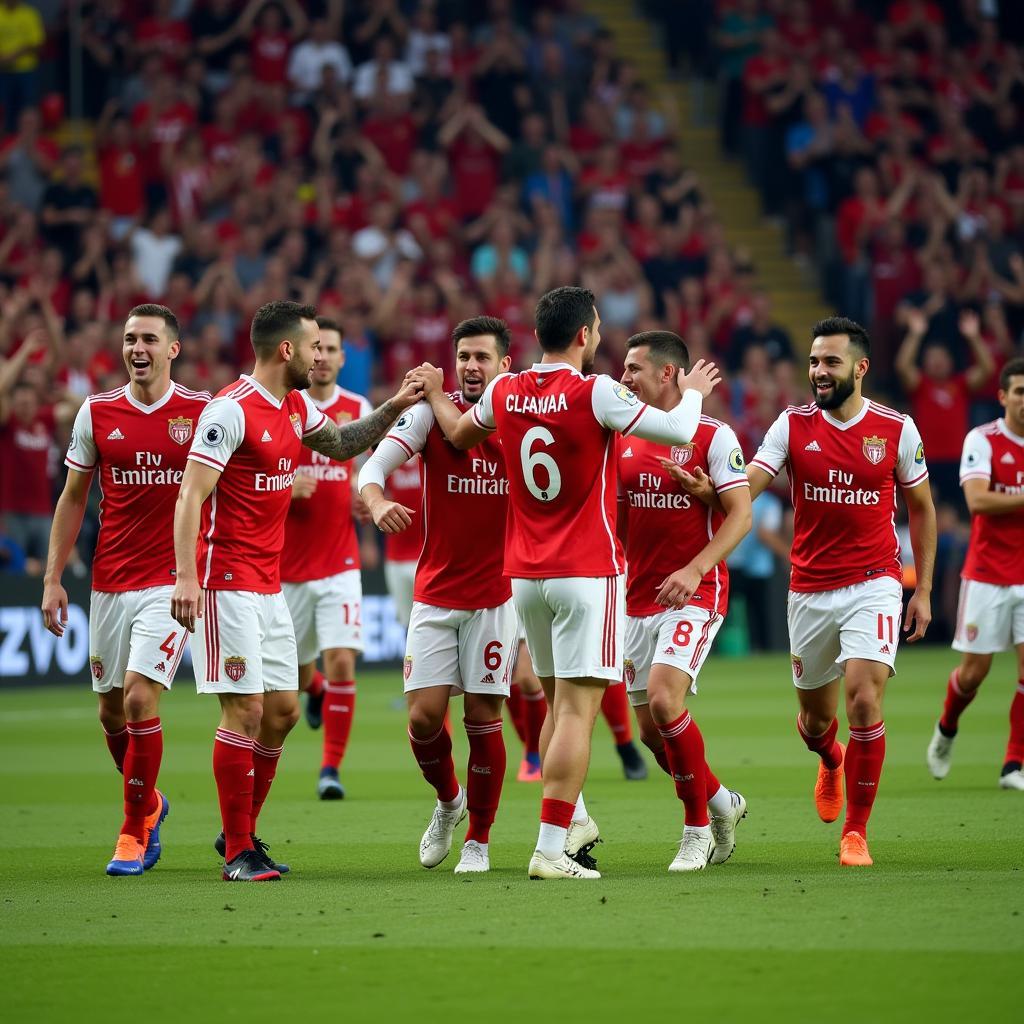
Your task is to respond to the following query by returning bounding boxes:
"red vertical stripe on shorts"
[689,615,716,672]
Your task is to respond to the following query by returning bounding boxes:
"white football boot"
[668,824,714,873]
[709,791,747,865]
[453,840,489,874]
[998,768,1024,790]
[528,850,601,880]
[565,815,600,858]
[418,788,467,868]
[926,723,955,780]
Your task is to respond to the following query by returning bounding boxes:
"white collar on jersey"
[240,373,284,409]
[821,397,869,432]
[123,381,176,415]
[530,361,582,377]
[997,418,1024,446]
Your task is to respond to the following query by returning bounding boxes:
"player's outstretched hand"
[678,358,722,398]
[657,459,719,508]
[171,578,204,634]
[393,368,430,410]
[292,473,317,499]
[412,362,444,399]
[370,498,415,534]
[903,588,932,643]
[656,563,703,610]
[41,582,69,638]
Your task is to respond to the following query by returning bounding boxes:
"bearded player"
[698,316,935,867]
[172,301,425,881]
[358,318,515,874]
[41,304,209,876]
[448,286,721,880]
[280,317,372,800]
[618,331,751,871]
[927,357,1024,790]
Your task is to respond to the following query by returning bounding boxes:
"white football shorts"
[191,589,298,695]
[787,576,904,690]
[511,575,624,682]
[623,604,723,707]
[385,559,417,628]
[283,569,364,665]
[89,585,187,692]
[953,579,1024,654]
[403,599,517,696]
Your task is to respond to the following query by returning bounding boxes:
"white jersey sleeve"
[299,389,329,436]
[959,427,992,485]
[358,401,435,491]
[896,415,929,487]
[470,373,510,432]
[65,399,97,472]
[591,374,703,443]
[707,423,750,494]
[187,396,245,471]
[749,411,790,478]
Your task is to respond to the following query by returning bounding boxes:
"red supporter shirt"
[64,382,210,591]
[187,375,328,593]
[131,101,196,182]
[751,399,928,593]
[450,137,500,218]
[281,386,371,583]
[368,393,510,610]
[0,408,55,516]
[98,145,145,217]
[619,420,749,618]
[959,420,1024,586]
[472,363,705,579]
[911,373,970,463]
[384,454,424,562]
[250,30,290,84]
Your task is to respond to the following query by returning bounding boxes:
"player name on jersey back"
[65,382,210,592]
[960,419,1024,586]
[188,375,327,593]
[751,400,928,593]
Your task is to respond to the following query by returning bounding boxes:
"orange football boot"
[814,741,845,822]
[839,830,873,866]
[517,758,542,782]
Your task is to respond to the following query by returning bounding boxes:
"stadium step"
[585,1,831,344]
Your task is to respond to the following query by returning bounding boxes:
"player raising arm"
[445,286,721,880]
[41,305,209,876]
[170,300,425,882]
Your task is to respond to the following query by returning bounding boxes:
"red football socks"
[322,680,356,770]
[797,714,843,770]
[214,728,255,862]
[658,711,709,827]
[506,685,527,744]
[408,724,460,804]
[104,724,129,774]
[540,797,575,828]
[705,761,722,799]
[251,740,283,833]
[843,722,886,837]
[464,718,505,844]
[601,682,633,744]
[121,718,162,841]
[939,669,976,735]
[523,689,546,757]
[307,669,324,699]
[1006,682,1024,766]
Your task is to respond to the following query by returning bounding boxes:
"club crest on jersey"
[90,656,104,681]
[624,659,636,685]
[966,624,978,642]
[791,655,803,680]
[167,416,193,446]
[335,411,352,425]
[404,655,413,681]
[670,444,694,467]
[862,435,887,465]
[289,413,302,439]
[224,656,247,682]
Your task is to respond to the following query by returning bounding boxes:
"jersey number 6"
[521,426,562,502]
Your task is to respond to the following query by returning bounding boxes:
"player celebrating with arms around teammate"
[358,317,515,874]
[927,357,1024,790]
[171,301,425,882]
[42,305,209,876]
[745,317,936,866]
[618,331,751,871]
[448,286,721,880]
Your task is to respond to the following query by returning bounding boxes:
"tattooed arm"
[302,373,427,461]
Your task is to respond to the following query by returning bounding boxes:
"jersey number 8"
[520,426,562,502]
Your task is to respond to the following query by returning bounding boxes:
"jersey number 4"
[521,426,562,502]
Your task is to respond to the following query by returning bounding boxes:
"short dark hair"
[251,300,318,359]
[626,330,690,372]
[315,316,342,335]
[1000,357,1024,391]
[811,316,871,359]
[452,316,511,358]
[127,304,179,340]
[534,286,596,353]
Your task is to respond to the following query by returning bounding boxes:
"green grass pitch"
[2,646,1022,1023]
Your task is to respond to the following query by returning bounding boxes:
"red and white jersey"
[362,393,510,610]
[959,418,1024,586]
[281,385,372,584]
[65,381,210,592]
[384,453,424,562]
[751,398,928,593]
[473,362,703,579]
[187,375,328,593]
[619,418,749,617]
